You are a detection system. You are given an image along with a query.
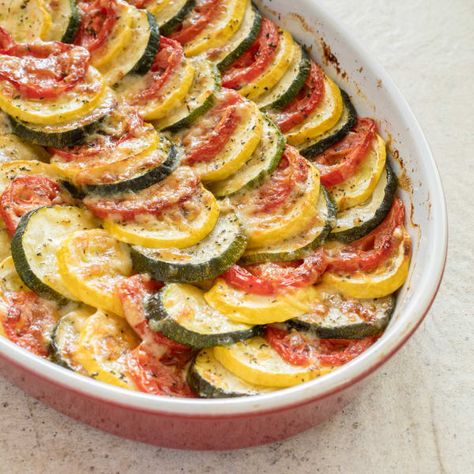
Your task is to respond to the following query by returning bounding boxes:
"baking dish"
[0,0,447,449]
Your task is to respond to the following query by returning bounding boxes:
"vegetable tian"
[0,0,411,398]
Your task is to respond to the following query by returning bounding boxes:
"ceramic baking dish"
[0,0,447,450]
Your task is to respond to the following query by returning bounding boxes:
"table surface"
[1,1,473,473]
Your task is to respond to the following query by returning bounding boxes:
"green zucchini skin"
[241,187,337,264]
[187,348,273,398]
[131,213,247,282]
[146,287,261,349]
[11,209,68,304]
[290,294,395,339]
[130,12,160,75]
[159,0,196,36]
[329,161,398,243]
[217,6,262,72]
[61,0,81,44]
[300,90,357,159]
[81,144,179,196]
[260,48,311,111]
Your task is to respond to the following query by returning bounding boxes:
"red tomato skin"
[222,19,280,90]
[252,145,309,214]
[75,0,118,53]
[275,62,326,133]
[183,90,242,166]
[222,249,327,296]
[0,29,90,100]
[314,118,377,187]
[0,175,72,236]
[0,291,57,358]
[265,326,378,368]
[132,37,184,104]
[327,198,406,274]
[169,0,222,45]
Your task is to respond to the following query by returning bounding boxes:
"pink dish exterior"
[0,0,447,450]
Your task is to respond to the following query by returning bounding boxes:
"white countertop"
[1,0,472,472]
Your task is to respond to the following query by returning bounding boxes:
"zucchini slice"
[232,161,321,248]
[300,90,357,158]
[241,186,336,264]
[215,4,261,71]
[238,28,295,101]
[188,348,277,398]
[291,285,395,339]
[204,279,320,325]
[146,283,259,348]
[11,206,97,303]
[56,229,133,316]
[209,116,284,197]
[101,8,160,85]
[330,161,398,243]
[103,184,220,249]
[213,336,324,388]
[154,60,221,132]
[131,212,247,282]
[82,143,180,196]
[46,0,81,43]
[322,228,412,299]
[75,308,139,389]
[329,134,386,211]
[182,98,263,182]
[51,306,95,371]
[130,12,160,76]
[0,0,51,42]
[116,59,196,121]
[156,0,196,36]
[0,67,107,126]
[282,76,344,146]
[256,44,310,110]
[180,0,247,57]
[0,134,50,163]
[7,89,116,147]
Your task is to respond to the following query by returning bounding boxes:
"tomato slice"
[274,61,325,133]
[223,249,327,296]
[169,0,223,45]
[126,343,195,397]
[49,107,145,162]
[75,0,119,53]
[0,27,90,100]
[183,90,243,165]
[0,291,58,357]
[265,326,377,367]
[131,36,184,104]
[327,198,406,273]
[314,118,377,187]
[221,18,280,90]
[251,145,309,214]
[84,166,199,221]
[0,175,73,236]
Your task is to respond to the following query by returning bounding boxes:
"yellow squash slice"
[238,29,294,101]
[104,185,220,248]
[0,0,51,42]
[233,162,321,248]
[0,160,60,193]
[329,134,387,211]
[204,279,320,325]
[57,229,133,316]
[0,134,49,163]
[0,68,107,126]
[323,228,411,299]
[76,309,139,389]
[183,0,247,57]
[214,337,329,387]
[284,76,343,146]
